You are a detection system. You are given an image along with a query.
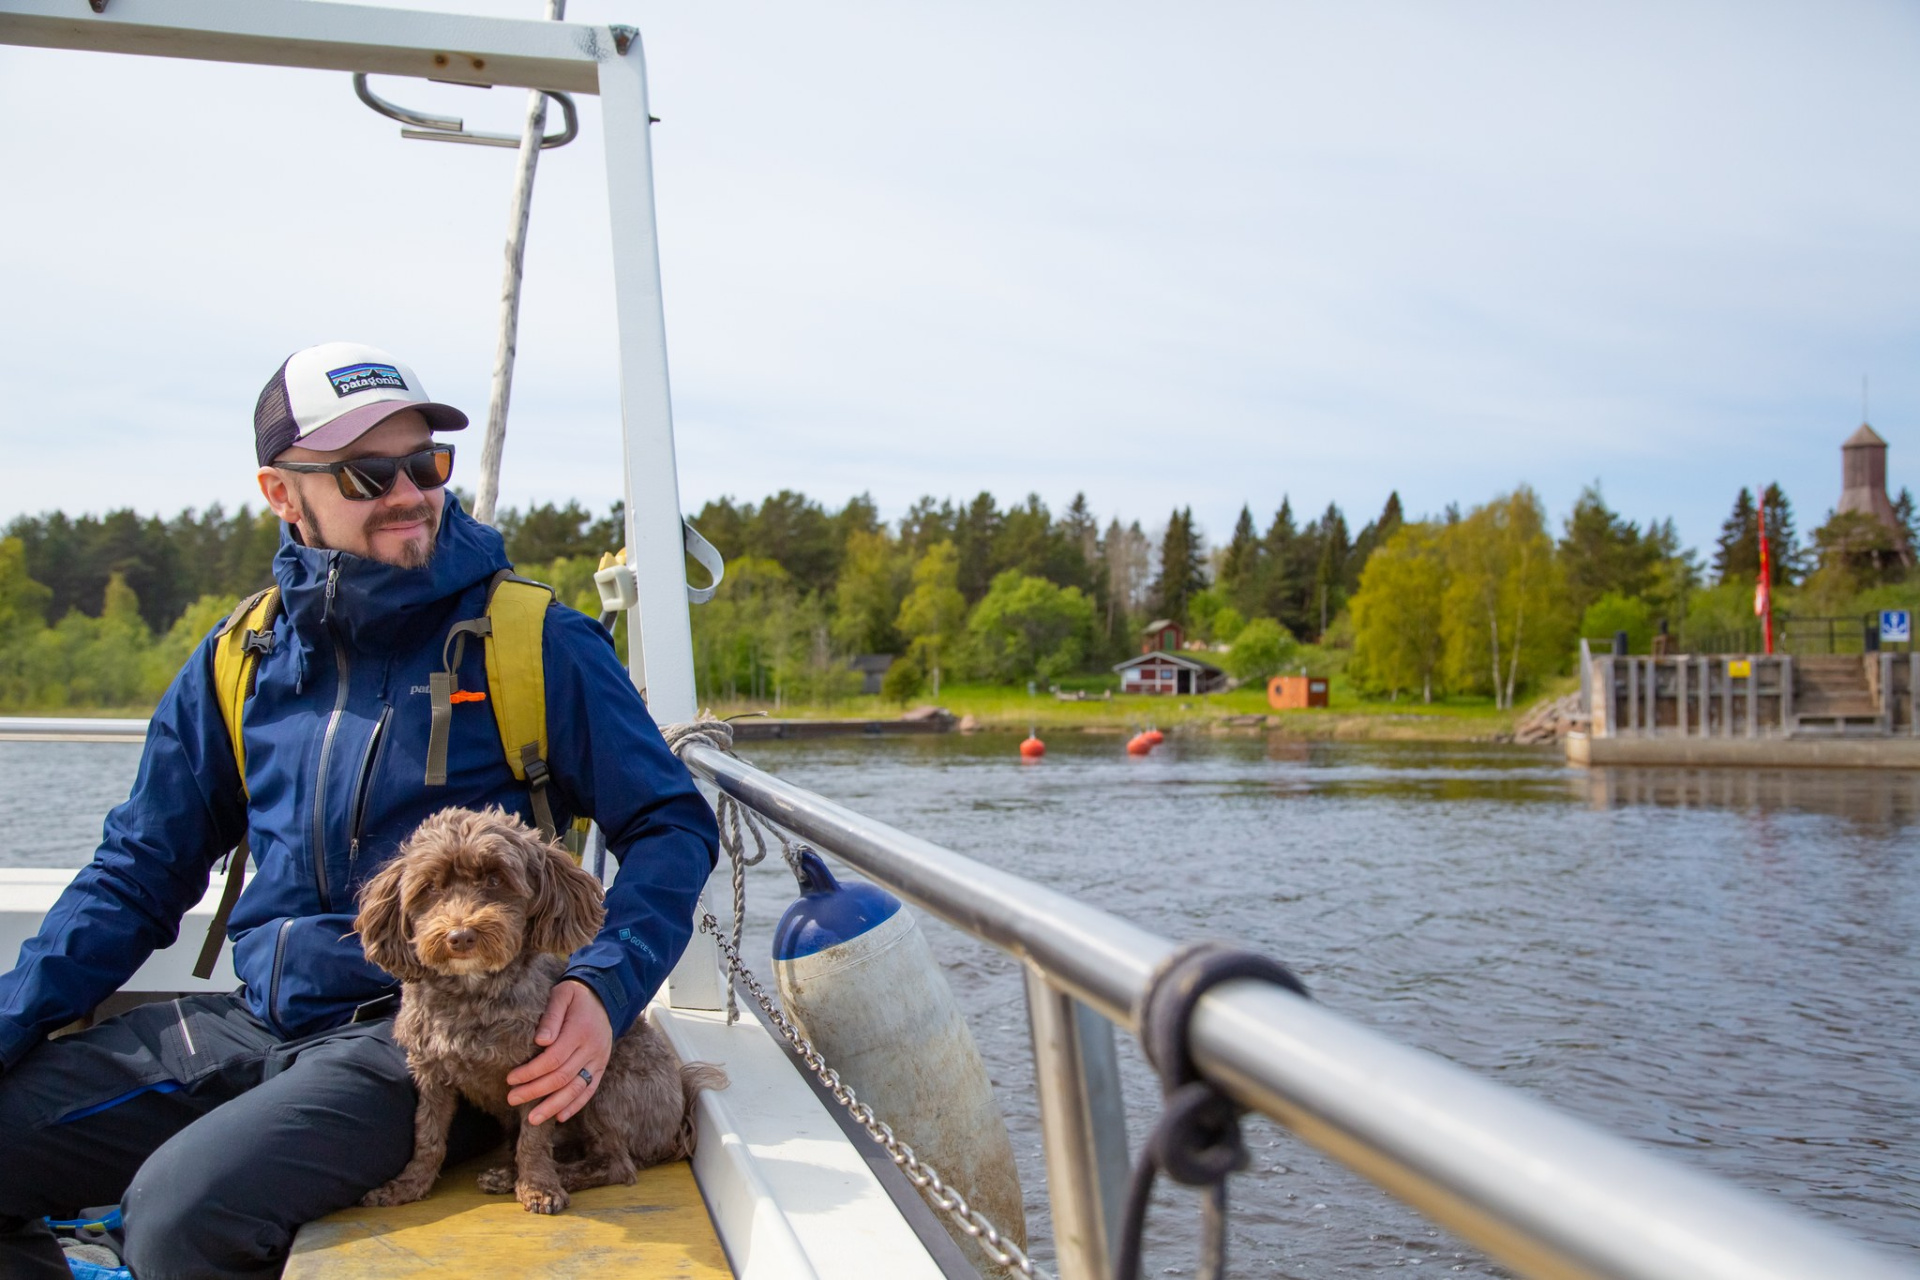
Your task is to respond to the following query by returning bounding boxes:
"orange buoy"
[1020,735,1046,758]
[1126,734,1152,756]
[1144,728,1165,745]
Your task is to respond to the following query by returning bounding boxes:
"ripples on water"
[3,734,1917,1275]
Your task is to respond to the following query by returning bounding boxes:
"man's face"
[256,410,446,569]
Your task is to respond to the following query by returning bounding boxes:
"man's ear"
[257,466,303,525]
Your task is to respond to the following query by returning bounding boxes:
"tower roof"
[1844,423,1886,448]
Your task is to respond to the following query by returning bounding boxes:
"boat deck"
[285,1154,729,1279]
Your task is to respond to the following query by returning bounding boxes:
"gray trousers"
[0,992,496,1280]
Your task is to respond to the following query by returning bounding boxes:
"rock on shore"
[1512,691,1588,744]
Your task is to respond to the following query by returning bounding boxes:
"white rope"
[662,713,802,1024]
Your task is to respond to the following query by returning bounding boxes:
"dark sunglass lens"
[407,448,454,490]
[338,457,399,500]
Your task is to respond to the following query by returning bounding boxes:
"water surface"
[4,734,1917,1275]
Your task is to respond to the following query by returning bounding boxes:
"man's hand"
[506,979,612,1126]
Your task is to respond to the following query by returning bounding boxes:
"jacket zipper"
[347,703,393,887]
[266,917,295,1037]
[311,559,348,914]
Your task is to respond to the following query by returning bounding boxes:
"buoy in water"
[773,849,1028,1272]
[1126,733,1153,755]
[1144,727,1165,745]
[1019,734,1046,758]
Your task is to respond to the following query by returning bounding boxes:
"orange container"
[1267,675,1329,710]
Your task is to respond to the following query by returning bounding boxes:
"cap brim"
[291,399,469,453]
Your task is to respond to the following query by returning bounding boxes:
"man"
[0,342,719,1278]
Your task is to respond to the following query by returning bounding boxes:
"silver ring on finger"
[578,1066,593,1086]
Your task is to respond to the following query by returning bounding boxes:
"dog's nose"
[447,928,478,954]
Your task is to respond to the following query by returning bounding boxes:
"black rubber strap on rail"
[1114,941,1309,1280]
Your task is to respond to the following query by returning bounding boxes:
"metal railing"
[679,741,1915,1280]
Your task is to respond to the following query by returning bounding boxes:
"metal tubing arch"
[0,0,612,94]
[681,743,1914,1280]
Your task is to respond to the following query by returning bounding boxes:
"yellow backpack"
[196,569,558,977]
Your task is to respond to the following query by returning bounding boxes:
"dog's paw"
[517,1182,570,1215]
[476,1165,516,1195]
[362,1177,432,1208]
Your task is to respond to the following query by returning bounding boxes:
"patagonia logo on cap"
[326,363,407,398]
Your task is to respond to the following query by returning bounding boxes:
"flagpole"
[1756,488,1775,655]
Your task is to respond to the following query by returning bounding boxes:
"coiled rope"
[660,713,803,1025]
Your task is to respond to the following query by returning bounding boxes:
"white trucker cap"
[254,341,468,465]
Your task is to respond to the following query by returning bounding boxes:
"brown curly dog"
[354,806,726,1214]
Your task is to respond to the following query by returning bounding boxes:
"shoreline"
[0,698,1537,745]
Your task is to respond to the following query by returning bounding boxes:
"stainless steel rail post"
[1023,968,1129,1280]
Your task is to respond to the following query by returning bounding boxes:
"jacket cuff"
[562,965,640,1039]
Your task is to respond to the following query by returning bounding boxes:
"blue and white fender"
[773,848,1027,1272]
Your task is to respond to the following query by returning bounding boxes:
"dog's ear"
[526,839,607,957]
[356,856,428,980]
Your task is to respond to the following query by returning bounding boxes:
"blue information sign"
[1882,610,1912,643]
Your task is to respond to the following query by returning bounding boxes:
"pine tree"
[1895,488,1920,559]
[1760,483,1803,586]
[1559,482,1654,617]
[1311,503,1350,639]
[954,492,1002,602]
[1713,488,1759,585]
[1259,498,1303,634]
[1219,505,1262,618]
[1150,508,1207,623]
[1344,492,1405,597]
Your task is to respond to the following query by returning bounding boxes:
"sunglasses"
[276,445,456,501]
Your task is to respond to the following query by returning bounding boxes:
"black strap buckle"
[350,991,401,1023]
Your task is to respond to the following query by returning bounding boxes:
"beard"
[297,500,439,569]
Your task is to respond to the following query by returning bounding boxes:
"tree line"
[2,479,1917,712]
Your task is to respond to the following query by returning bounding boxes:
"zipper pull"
[324,557,340,621]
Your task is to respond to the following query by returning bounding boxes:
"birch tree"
[1440,490,1569,709]
[1350,522,1448,702]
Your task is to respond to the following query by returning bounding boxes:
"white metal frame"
[1,0,699,724]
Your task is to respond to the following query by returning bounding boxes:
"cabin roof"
[1142,619,1179,634]
[1113,651,1221,674]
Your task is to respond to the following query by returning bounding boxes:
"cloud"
[3,0,1917,555]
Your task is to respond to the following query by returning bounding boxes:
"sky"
[3,0,1918,562]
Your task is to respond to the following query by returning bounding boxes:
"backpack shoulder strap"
[483,571,558,839]
[198,585,279,981]
[211,586,281,793]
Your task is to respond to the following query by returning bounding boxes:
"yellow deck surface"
[284,1154,731,1279]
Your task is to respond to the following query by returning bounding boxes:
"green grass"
[703,672,1573,742]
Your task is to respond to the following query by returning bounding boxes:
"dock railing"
[1589,652,1919,738]
[679,742,1913,1280]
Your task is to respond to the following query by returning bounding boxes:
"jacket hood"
[273,495,511,656]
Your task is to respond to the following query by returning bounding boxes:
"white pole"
[597,32,719,1008]
[472,0,566,526]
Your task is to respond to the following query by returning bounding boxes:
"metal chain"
[698,909,1050,1280]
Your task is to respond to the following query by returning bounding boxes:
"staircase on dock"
[1789,656,1887,736]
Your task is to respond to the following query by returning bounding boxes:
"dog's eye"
[485,874,501,890]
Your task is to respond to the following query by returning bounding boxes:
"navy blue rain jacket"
[0,498,718,1068]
